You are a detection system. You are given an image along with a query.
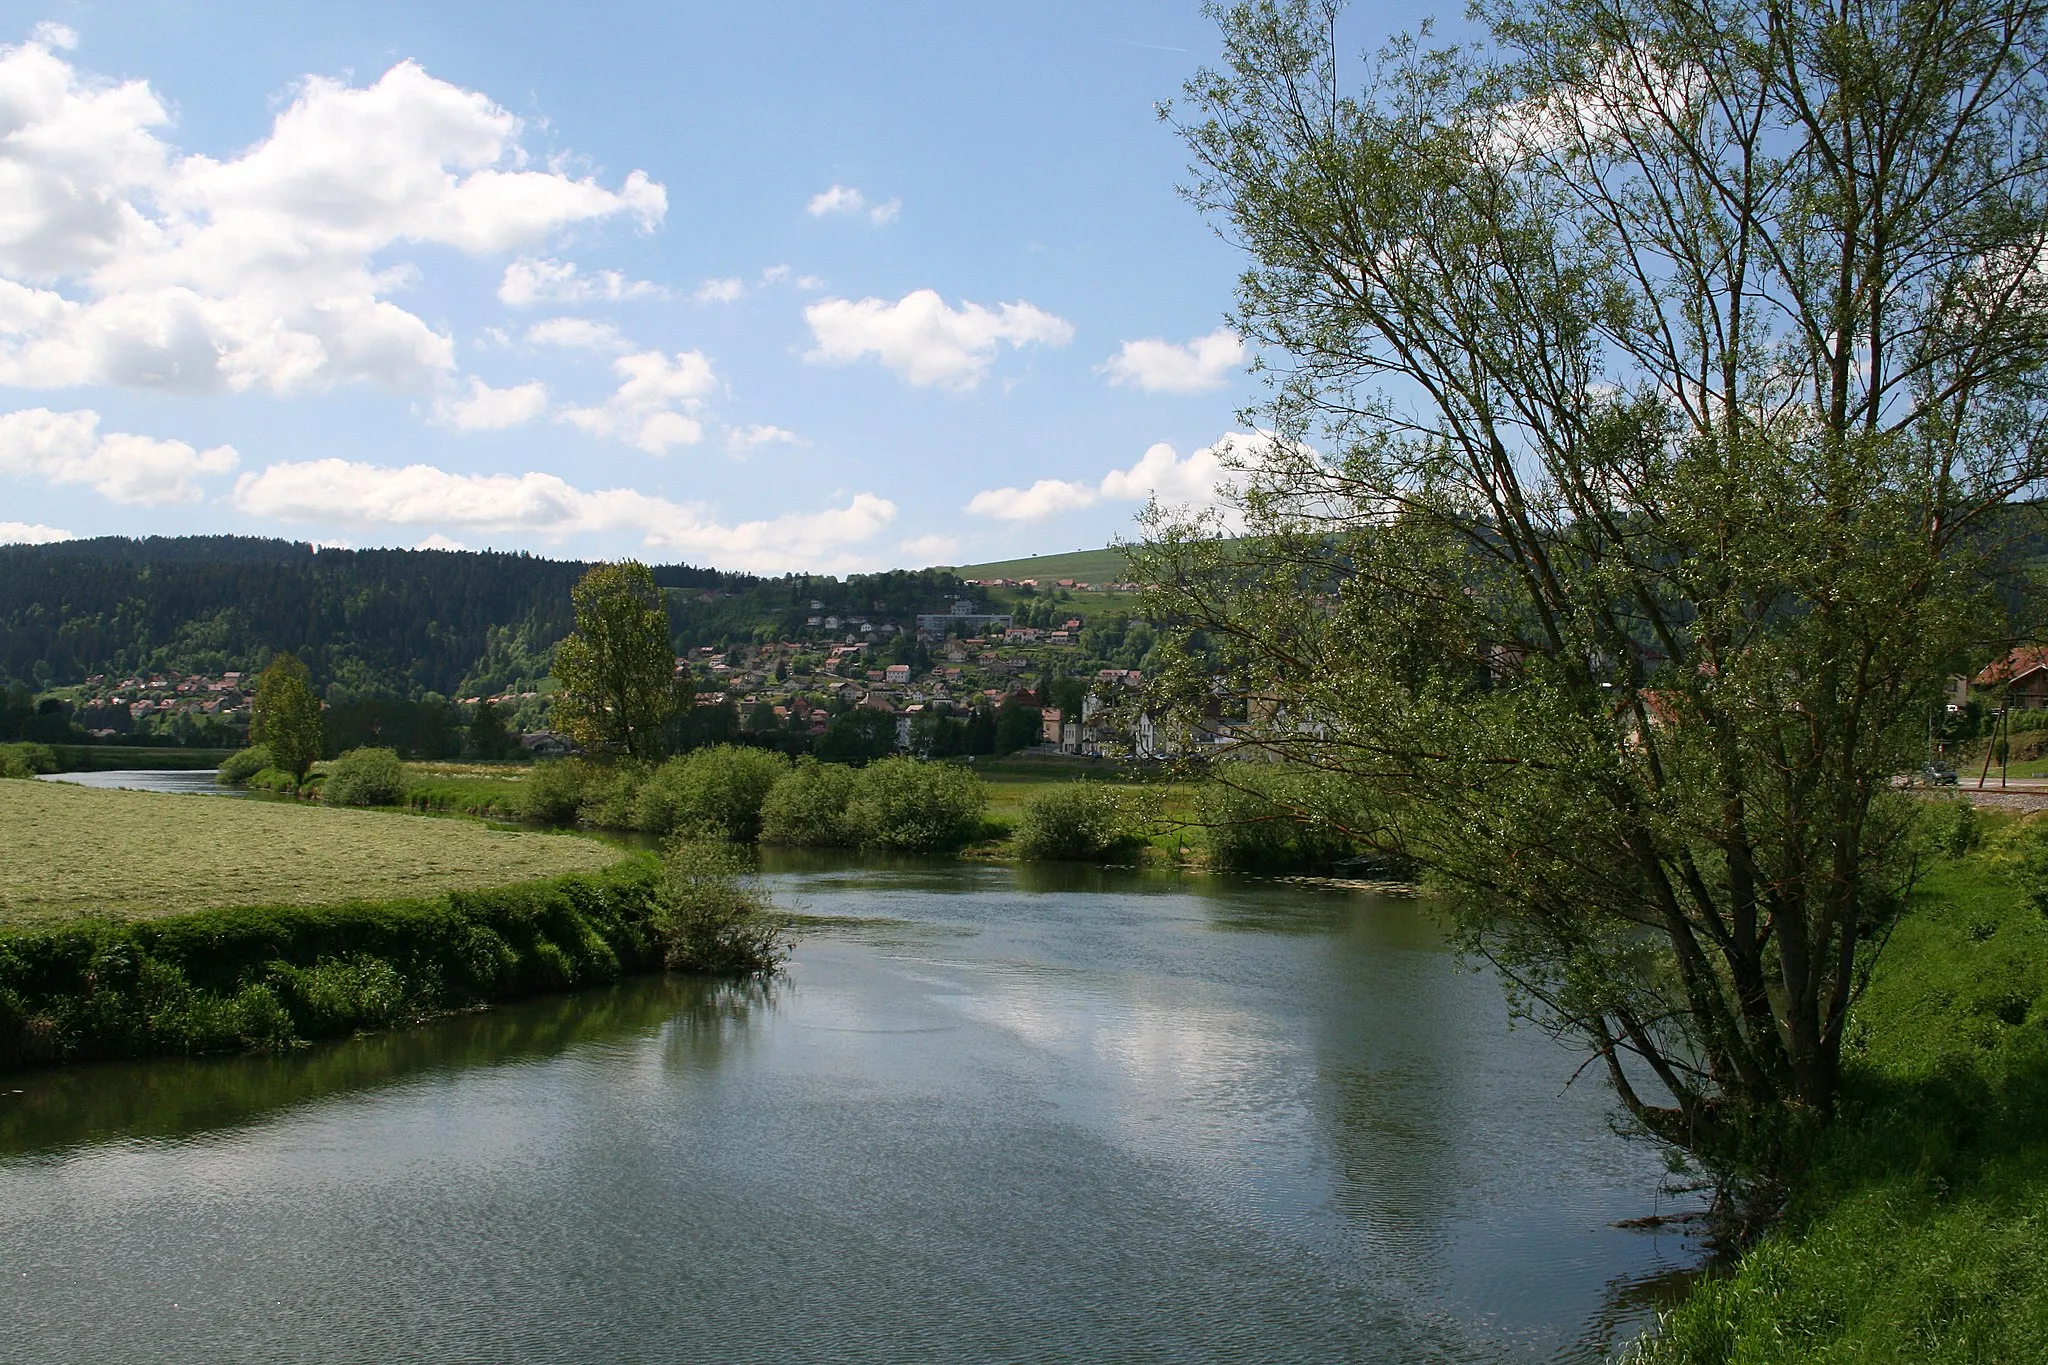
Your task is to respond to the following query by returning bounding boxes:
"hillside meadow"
[0,779,623,925]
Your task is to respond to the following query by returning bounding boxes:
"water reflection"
[0,856,1691,1364]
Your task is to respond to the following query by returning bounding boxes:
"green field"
[943,546,1134,582]
[0,778,623,925]
[50,745,235,772]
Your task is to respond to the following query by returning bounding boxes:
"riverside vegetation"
[0,779,790,1068]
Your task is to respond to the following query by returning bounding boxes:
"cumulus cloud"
[965,433,1248,522]
[1101,327,1244,393]
[231,458,896,572]
[804,289,1073,390]
[0,519,74,544]
[760,264,824,290]
[694,276,744,304]
[414,533,468,550]
[559,349,715,454]
[0,406,236,503]
[726,423,803,452]
[0,36,665,395]
[432,376,548,430]
[806,184,899,225]
[497,257,665,307]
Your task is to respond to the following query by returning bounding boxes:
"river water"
[0,855,1694,1362]
[36,768,242,796]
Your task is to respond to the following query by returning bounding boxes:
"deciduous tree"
[250,652,324,779]
[551,562,678,761]
[1144,0,2048,1203]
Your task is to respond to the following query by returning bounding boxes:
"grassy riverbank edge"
[1638,815,2048,1361]
[0,858,664,1069]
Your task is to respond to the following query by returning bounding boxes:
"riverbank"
[0,778,662,1068]
[1641,812,2048,1361]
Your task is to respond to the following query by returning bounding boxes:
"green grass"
[1644,812,2048,1362]
[0,778,622,925]
[942,546,1134,582]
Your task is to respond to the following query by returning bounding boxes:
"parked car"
[1922,761,1959,786]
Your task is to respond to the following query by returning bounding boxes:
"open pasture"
[0,778,622,925]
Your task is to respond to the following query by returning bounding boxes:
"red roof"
[1974,646,2048,686]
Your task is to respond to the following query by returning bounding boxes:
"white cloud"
[896,532,961,563]
[432,376,548,430]
[414,533,468,550]
[965,434,1246,522]
[694,276,744,304]
[0,406,236,503]
[0,39,665,395]
[806,184,899,225]
[1102,327,1244,393]
[497,257,665,307]
[726,423,803,452]
[804,288,1073,390]
[524,317,629,351]
[231,458,896,572]
[964,478,1101,521]
[559,349,715,454]
[0,520,73,544]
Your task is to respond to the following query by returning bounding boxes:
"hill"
[943,546,1133,583]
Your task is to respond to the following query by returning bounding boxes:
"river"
[0,854,1694,1362]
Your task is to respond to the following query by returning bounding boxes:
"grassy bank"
[1,778,621,925]
[50,744,235,772]
[0,860,663,1068]
[1643,813,2048,1361]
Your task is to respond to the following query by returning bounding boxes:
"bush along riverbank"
[1639,804,2048,1362]
[213,742,1397,874]
[0,844,787,1069]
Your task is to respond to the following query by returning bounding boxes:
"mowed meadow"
[0,779,624,925]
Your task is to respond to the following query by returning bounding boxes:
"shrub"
[268,954,408,1033]
[0,742,57,779]
[1918,798,1981,861]
[577,761,650,829]
[247,767,300,794]
[651,839,786,974]
[759,758,860,846]
[846,757,988,854]
[216,744,274,785]
[1014,782,1157,862]
[1200,764,1360,872]
[522,758,593,825]
[635,745,789,840]
[320,747,406,807]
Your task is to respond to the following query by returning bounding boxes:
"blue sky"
[0,2,1429,572]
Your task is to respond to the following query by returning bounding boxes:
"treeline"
[0,537,594,697]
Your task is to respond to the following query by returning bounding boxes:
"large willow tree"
[1142,0,2048,1191]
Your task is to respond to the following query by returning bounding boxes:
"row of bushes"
[0,741,57,779]
[0,844,788,1069]
[537,749,993,855]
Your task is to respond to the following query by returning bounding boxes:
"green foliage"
[217,744,273,785]
[634,745,788,840]
[320,746,406,807]
[250,652,324,779]
[650,840,786,974]
[815,708,896,763]
[551,561,677,760]
[522,757,591,825]
[758,758,861,846]
[1642,837,2048,1362]
[0,741,56,778]
[1146,0,2048,1179]
[575,761,649,830]
[467,700,513,759]
[845,757,988,853]
[1014,782,1158,862]
[0,861,664,1066]
[1918,799,1983,863]
[247,767,300,794]
[994,696,1042,754]
[1199,765,1360,872]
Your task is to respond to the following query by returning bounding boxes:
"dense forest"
[0,537,971,700]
